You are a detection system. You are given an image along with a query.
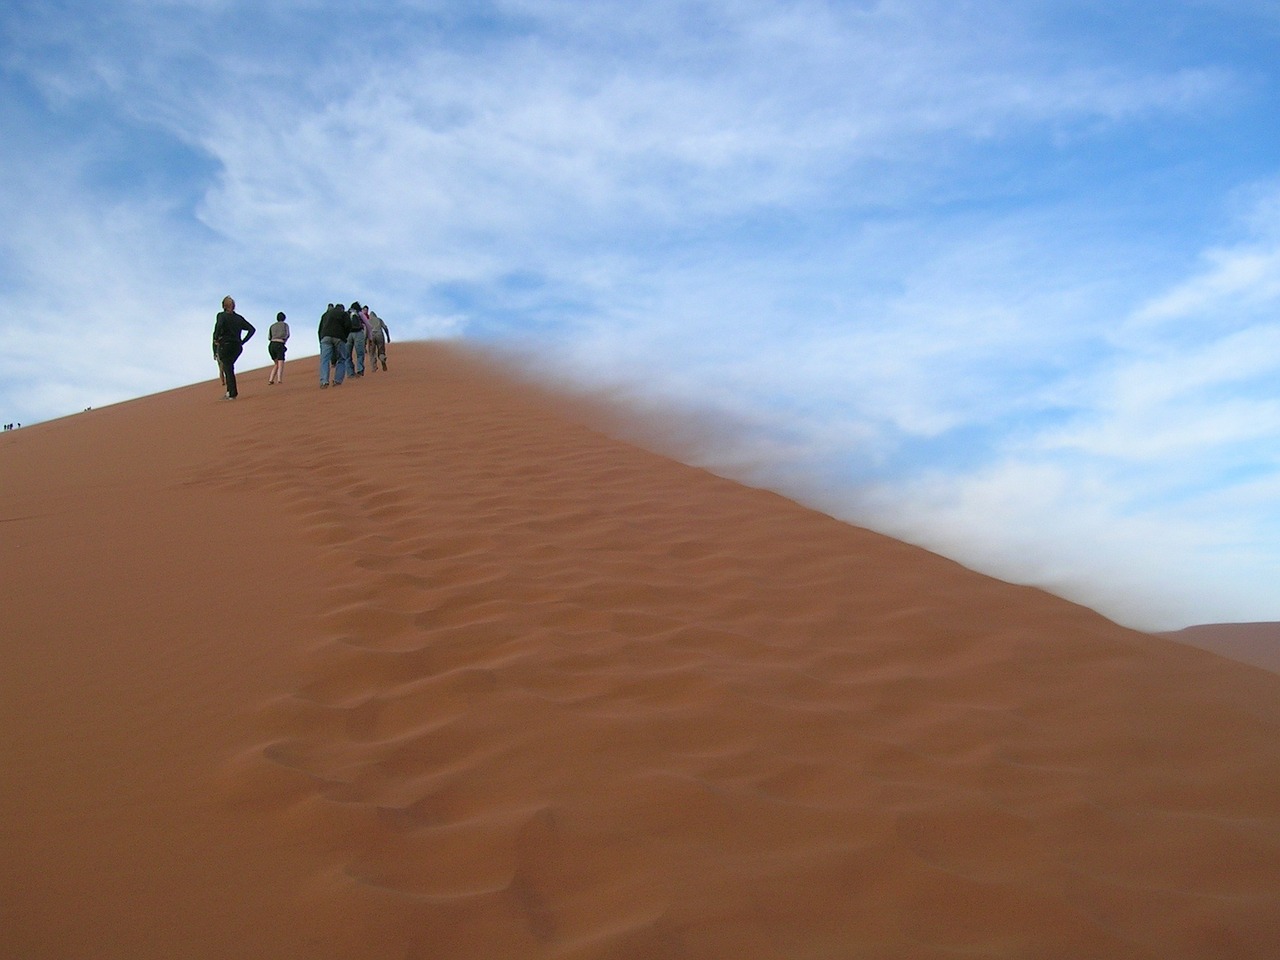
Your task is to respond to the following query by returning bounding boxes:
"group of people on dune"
[317,301,390,388]
[211,296,391,399]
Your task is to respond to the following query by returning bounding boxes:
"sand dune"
[3,342,1279,959]
[1163,623,1280,676]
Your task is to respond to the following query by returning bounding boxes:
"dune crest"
[3,342,1279,959]
[1164,622,1280,675]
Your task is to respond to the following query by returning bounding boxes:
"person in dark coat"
[211,296,256,400]
[318,302,351,388]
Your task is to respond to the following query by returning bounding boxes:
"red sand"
[3,342,1279,959]
[1164,623,1280,677]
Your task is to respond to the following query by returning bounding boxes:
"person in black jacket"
[318,302,351,387]
[211,296,256,400]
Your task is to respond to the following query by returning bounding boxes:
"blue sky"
[2,0,1278,630]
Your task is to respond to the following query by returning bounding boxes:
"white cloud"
[1134,247,1280,324]
[1041,324,1280,459]
[2,0,1279,627]
[159,0,1239,263]
[830,187,1280,627]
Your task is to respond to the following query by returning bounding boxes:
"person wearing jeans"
[318,302,351,388]
[346,301,368,377]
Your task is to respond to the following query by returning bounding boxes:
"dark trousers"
[217,340,244,397]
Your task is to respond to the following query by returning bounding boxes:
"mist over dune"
[488,345,1256,633]
[2,342,1279,959]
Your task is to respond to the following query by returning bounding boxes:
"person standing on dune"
[212,296,256,400]
[367,308,390,372]
[267,311,290,384]
[347,301,369,378]
[318,302,351,388]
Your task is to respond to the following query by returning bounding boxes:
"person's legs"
[219,342,243,398]
[353,331,367,375]
[268,343,283,383]
[335,340,350,385]
[319,338,335,386]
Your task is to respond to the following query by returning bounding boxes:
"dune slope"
[3,342,1279,959]
[1164,623,1280,676]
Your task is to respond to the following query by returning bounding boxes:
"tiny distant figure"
[318,302,351,388]
[212,295,256,400]
[267,311,290,384]
[347,301,369,378]
[367,309,390,372]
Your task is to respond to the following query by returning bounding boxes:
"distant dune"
[3,342,1279,959]
[1163,622,1280,676]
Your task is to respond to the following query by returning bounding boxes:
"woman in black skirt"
[267,311,290,384]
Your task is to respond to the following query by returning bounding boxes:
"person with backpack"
[211,296,255,400]
[346,301,370,378]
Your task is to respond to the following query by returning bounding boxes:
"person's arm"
[240,317,256,344]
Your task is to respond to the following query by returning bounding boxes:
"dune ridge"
[3,342,1279,959]
[1163,623,1280,676]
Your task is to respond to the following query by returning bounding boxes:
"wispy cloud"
[1,0,1277,627]
[836,183,1280,628]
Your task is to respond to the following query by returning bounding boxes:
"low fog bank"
[488,346,1260,634]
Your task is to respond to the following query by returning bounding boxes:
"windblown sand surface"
[3,342,1279,959]
[1163,623,1280,677]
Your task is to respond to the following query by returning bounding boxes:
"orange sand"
[1164,623,1280,677]
[2,342,1278,959]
